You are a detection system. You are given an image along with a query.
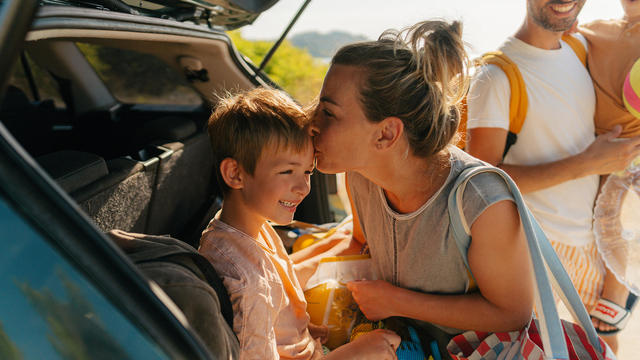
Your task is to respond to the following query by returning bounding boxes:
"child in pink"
[579,0,640,353]
[199,87,399,360]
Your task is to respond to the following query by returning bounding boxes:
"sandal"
[589,293,637,335]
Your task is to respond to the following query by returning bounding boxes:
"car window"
[76,43,202,106]
[7,53,66,108]
[0,195,169,360]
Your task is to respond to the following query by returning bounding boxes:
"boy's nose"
[294,176,311,197]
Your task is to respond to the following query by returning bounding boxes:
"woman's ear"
[375,116,404,150]
[220,158,244,190]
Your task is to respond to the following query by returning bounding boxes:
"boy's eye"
[279,170,293,175]
[305,169,314,175]
[322,109,333,118]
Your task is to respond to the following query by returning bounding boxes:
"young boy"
[199,87,399,360]
[578,0,640,352]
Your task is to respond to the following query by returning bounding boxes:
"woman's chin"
[315,163,342,175]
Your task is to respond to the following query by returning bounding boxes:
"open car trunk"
[52,0,280,28]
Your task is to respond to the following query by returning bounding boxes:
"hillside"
[290,31,368,59]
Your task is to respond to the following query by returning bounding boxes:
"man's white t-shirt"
[467,35,598,247]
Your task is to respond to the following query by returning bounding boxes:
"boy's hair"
[208,87,310,193]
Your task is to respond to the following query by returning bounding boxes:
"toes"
[591,318,616,332]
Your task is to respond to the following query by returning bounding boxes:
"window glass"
[0,195,168,360]
[76,43,202,106]
[6,54,66,109]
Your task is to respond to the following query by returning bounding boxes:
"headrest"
[1,85,31,112]
[140,116,197,142]
[37,150,108,193]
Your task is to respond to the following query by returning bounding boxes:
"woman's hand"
[326,329,400,360]
[347,280,398,321]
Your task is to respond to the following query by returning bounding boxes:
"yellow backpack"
[457,34,587,156]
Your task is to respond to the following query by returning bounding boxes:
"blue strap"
[447,165,603,359]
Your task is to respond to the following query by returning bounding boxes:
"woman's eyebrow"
[320,96,339,106]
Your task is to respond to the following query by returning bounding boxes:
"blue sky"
[242,0,624,57]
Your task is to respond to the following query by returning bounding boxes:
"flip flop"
[589,293,637,335]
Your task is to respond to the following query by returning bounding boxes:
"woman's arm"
[347,200,534,332]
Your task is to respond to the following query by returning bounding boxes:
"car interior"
[0,1,338,358]
[2,6,336,248]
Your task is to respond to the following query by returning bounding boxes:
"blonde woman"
[308,20,534,339]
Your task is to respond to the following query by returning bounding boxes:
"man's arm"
[467,126,640,193]
[466,63,640,193]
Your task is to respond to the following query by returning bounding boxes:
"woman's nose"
[307,122,319,137]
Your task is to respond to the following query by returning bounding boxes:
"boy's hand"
[307,323,329,344]
[327,329,400,360]
[347,280,398,321]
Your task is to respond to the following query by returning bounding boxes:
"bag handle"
[448,165,603,359]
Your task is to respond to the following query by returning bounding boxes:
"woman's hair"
[332,20,470,158]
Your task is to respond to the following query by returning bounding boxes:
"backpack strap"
[460,40,587,156]
[561,34,587,67]
[457,52,527,156]
[478,52,528,137]
[477,52,527,157]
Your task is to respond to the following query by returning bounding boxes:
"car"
[0,0,338,358]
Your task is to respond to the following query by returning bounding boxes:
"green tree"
[0,321,23,360]
[18,270,131,360]
[228,31,328,106]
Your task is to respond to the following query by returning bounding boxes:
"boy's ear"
[375,116,404,150]
[219,158,244,190]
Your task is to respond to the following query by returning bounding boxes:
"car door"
[0,1,219,358]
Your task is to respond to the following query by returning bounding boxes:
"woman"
[308,20,534,337]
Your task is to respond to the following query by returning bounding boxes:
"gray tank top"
[347,146,513,334]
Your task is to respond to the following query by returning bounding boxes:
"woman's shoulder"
[345,170,376,195]
[447,146,486,172]
[446,147,514,219]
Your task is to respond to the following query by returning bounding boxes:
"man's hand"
[580,125,640,175]
[347,280,398,321]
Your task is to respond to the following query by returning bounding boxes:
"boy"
[199,87,399,360]
[578,0,640,352]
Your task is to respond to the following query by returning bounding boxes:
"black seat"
[141,117,216,239]
[37,150,158,232]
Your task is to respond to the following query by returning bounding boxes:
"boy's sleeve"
[227,277,279,360]
[467,64,511,130]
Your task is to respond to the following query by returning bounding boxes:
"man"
[466,0,640,353]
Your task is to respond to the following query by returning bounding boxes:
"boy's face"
[240,141,314,226]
